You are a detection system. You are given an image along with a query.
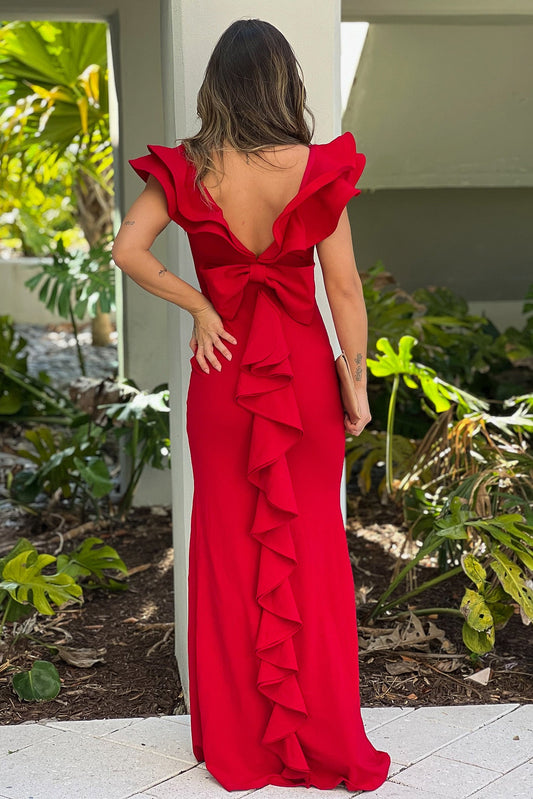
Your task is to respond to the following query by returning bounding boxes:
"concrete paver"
[366,713,473,767]
[466,760,533,799]
[435,714,533,773]
[0,727,190,799]
[0,705,530,799]
[391,753,501,798]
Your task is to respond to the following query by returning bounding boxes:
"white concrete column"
[161,0,342,711]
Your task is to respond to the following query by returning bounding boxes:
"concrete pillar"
[161,0,343,711]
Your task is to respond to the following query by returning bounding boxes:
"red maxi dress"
[129,131,391,792]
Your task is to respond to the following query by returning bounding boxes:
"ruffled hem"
[206,756,392,793]
[234,286,311,781]
[128,132,366,257]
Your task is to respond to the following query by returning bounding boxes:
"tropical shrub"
[362,264,532,436]
[24,235,116,375]
[360,335,533,655]
[0,534,128,632]
[0,19,114,345]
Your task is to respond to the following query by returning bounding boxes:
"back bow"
[202,261,316,324]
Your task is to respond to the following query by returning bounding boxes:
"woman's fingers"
[192,329,238,373]
[195,346,219,373]
[190,300,238,374]
[213,333,234,361]
[219,328,238,346]
[344,411,371,436]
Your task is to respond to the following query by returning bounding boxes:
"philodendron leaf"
[367,335,418,377]
[460,588,494,633]
[73,456,113,498]
[0,537,37,578]
[489,601,514,629]
[55,536,128,584]
[462,553,488,592]
[12,660,61,701]
[419,374,452,412]
[0,550,83,615]
[462,621,495,655]
[490,547,533,621]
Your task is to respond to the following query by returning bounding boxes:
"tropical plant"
[362,336,533,655]
[366,335,487,495]
[11,660,61,701]
[0,534,128,634]
[361,264,531,436]
[345,428,416,501]
[2,344,171,518]
[24,235,116,375]
[101,384,171,518]
[0,153,80,255]
[0,20,112,243]
[0,314,82,421]
[0,19,114,344]
[10,422,113,515]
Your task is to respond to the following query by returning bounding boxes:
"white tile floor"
[0,704,531,799]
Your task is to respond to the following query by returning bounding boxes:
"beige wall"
[342,9,533,328]
[163,0,342,713]
[348,187,533,299]
[0,0,172,505]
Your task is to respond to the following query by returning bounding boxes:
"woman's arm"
[316,207,369,436]
[111,175,237,373]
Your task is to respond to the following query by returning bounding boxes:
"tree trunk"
[75,171,115,347]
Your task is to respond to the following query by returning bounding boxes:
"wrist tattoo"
[354,352,364,381]
[123,219,135,226]
[158,265,168,277]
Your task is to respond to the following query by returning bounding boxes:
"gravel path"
[14,322,118,393]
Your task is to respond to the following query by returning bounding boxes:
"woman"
[112,17,391,793]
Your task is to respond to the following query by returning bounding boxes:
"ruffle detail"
[128,132,366,260]
[268,131,366,256]
[234,286,312,784]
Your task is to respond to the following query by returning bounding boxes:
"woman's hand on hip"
[344,388,371,437]
[190,303,237,373]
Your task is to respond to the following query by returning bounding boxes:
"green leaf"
[73,456,113,498]
[12,659,61,701]
[488,601,514,629]
[462,620,495,655]
[0,537,37,578]
[490,547,533,621]
[57,280,72,318]
[55,536,128,584]
[367,335,419,378]
[460,588,494,633]
[0,550,83,615]
[462,553,487,591]
[0,387,23,415]
[9,469,41,503]
[434,497,471,539]
[38,276,51,303]
[419,374,452,412]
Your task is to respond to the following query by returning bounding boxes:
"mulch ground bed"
[0,487,532,727]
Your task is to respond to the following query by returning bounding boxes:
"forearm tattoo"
[354,352,364,381]
[158,265,168,277]
[123,219,135,226]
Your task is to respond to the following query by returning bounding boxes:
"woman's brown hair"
[179,18,315,203]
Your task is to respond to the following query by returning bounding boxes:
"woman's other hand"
[343,389,371,437]
[190,303,237,373]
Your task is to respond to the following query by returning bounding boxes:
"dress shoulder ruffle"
[128,131,366,255]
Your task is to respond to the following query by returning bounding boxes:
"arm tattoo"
[123,219,136,226]
[354,352,364,381]
[158,265,168,277]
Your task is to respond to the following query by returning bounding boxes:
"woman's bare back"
[201,143,311,258]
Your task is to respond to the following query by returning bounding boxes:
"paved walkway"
[0,703,531,798]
